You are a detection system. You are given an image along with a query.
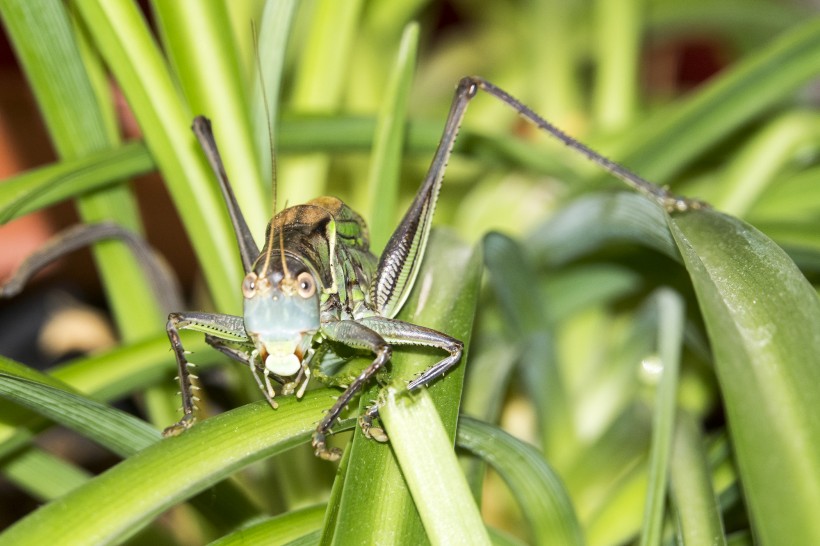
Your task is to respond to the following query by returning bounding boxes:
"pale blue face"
[242,261,320,377]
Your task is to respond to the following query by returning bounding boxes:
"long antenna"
[252,20,288,281]
[252,21,278,218]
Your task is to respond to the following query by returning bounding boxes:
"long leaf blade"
[457,417,583,546]
[668,207,820,543]
[0,391,355,545]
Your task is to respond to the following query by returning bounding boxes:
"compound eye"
[242,272,258,298]
[296,271,316,298]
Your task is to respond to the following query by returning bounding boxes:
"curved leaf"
[208,503,325,546]
[0,373,158,456]
[668,207,820,543]
[0,142,153,223]
[0,391,355,545]
[526,192,679,267]
[669,411,727,545]
[457,417,583,546]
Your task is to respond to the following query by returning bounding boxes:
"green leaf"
[381,390,490,545]
[2,447,91,501]
[328,230,483,545]
[279,0,364,205]
[668,207,820,543]
[365,22,418,252]
[72,0,244,314]
[0,142,153,223]
[602,18,820,187]
[0,373,158,456]
[208,503,326,546]
[0,391,355,545]
[251,0,298,184]
[526,192,679,268]
[669,411,727,545]
[480,232,573,463]
[152,0,270,237]
[591,0,641,130]
[639,289,684,546]
[457,417,583,546]
[0,0,163,339]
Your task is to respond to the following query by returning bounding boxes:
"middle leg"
[352,315,463,442]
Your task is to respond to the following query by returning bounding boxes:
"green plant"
[0,0,819,544]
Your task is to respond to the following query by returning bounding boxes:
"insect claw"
[364,425,389,443]
[163,414,196,437]
[296,378,310,399]
[312,432,343,462]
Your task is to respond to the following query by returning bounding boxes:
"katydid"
[165,77,700,460]
[2,77,699,461]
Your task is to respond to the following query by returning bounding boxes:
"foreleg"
[163,312,248,436]
[354,316,463,441]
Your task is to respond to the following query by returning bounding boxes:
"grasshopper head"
[242,254,320,378]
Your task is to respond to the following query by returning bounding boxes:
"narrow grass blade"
[669,207,820,543]
[0,391,355,546]
[0,142,153,222]
[592,0,640,130]
[2,447,91,501]
[72,0,244,314]
[279,0,364,205]
[457,417,583,546]
[526,0,581,122]
[364,22,418,251]
[50,333,210,401]
[639,289,684,546]
[670,411,727,546]
[0,373,159,456]
[208,503,326,546]
[381,391,490,546]
[711,111,820,217]
[251,0,298,184]
[481,232,573,462]
[0,335,212,463]
[603,18,820,186]
[153,0,269,236]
